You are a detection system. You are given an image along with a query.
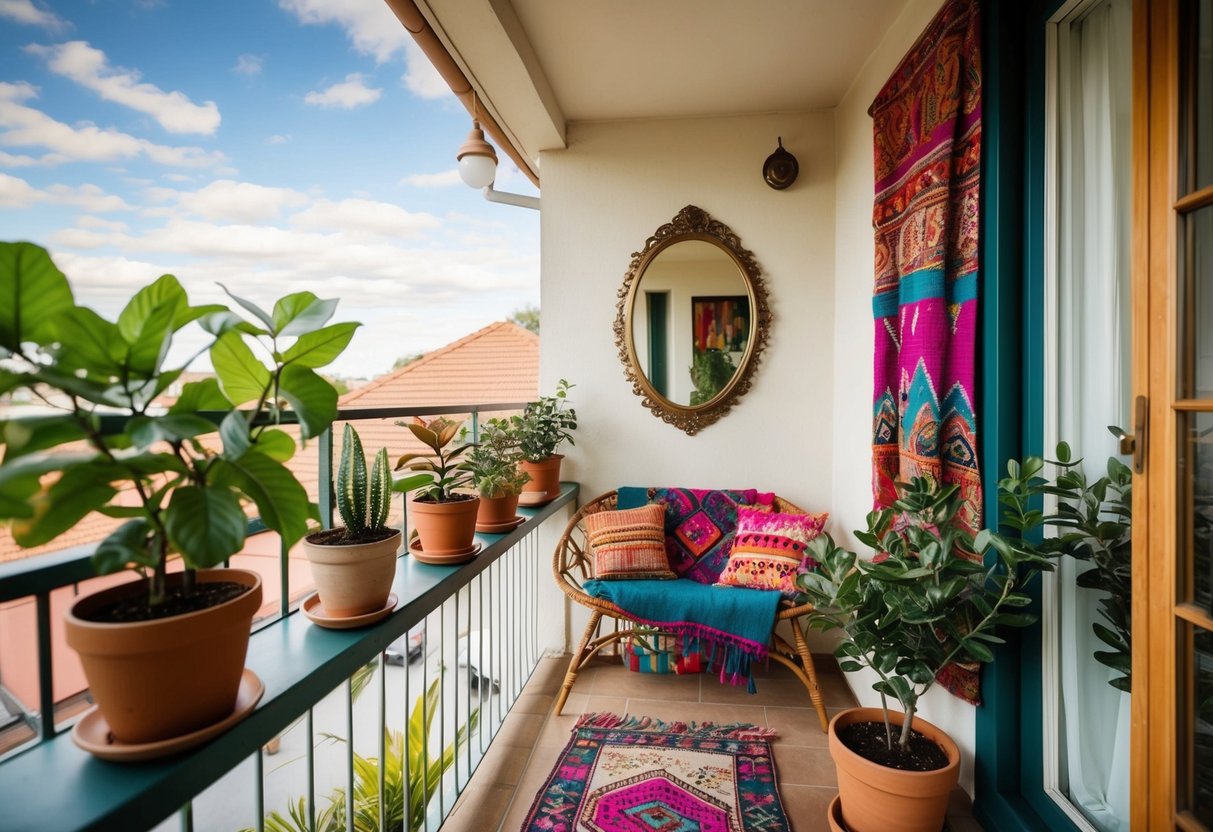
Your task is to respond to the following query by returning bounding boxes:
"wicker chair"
[551,490,831,731]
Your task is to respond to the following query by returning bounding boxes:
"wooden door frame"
[1134,0,1180,828]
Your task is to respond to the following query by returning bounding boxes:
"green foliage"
[508,304,540,334]
[245,677,478,832]
[799,464,1058,754]
[688,350,736,406]
[459,418,530,498]
[394,416,474,502]
[0,242,358,606]
[334,424,394,541]
[1033,435,1133,692]
[512,379,577,462]
[392,351,427,371]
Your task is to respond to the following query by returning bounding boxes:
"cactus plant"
[336,424,391,539]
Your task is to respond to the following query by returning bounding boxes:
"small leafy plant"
[459,418,530,498]
[799,462,1056,755]
[689,350,736,406]
[1035,439,1133,691]
[394,416,474,502]
[513,379,577,462]
[0,242,357,611]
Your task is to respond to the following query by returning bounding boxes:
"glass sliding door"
[1043,0,1133,829]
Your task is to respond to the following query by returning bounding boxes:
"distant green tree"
[509,304,540,334]
[322,375,349,396]
[392,352,426,371]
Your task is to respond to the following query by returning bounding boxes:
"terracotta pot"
[64,568,262,745]
[477,492,520,526]
[520,454,563,503]
[301,529,401,617]
[410,494,480,554]
[828,707,961,832]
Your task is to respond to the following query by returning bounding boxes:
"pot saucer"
[302,592,397,629]
[408,539,482,565]
[518,491,556,507]
[72,668,264,762]
[475,515,525,534]
[826,794,847,831]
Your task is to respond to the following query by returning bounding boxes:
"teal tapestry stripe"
[872,270,979,318]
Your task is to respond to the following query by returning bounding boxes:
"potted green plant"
[688,350,736,406]
[394,416,479,557]
[301,424,421,619]
[512,378,577,505]
[459,417,530,530]
[798,461,1056,832]
[0,242,357,751]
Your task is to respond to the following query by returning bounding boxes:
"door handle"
[1118,395,1147,474]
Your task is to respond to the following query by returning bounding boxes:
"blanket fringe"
[574,711,779,741]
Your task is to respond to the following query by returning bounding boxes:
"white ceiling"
[416,0,910,169]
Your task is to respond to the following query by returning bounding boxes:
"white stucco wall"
[539,112,836,510]
[830,0,976,796]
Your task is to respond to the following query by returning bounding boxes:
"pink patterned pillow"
[586,504,677,580]
[715,507,829,595]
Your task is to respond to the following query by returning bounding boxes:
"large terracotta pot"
[410,494,480,554]
[477,492,520,526]
[64,568,262,745]
[828,707,961,832]
[301,529,401,617]
[519,454,563,504]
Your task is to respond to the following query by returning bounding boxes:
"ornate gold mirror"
[614,205,771,435]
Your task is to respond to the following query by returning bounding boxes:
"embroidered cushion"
[716,506,829,595]
[617,487,760,583]
[585,504,676,580]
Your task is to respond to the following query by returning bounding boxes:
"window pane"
[1192,0,1213,192]
[1183,206,1213,399]
[1182,625,1213,826]
[1182,412,1213,610]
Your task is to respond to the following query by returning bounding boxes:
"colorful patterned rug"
[521,713,789,832]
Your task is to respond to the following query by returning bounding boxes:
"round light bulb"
[458,153,497,189]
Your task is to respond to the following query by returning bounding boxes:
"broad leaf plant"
[0,242,359,607]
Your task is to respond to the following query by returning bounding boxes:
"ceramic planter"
[477,492,520,526]
[410,494,480,554]
[828,707,961,832]
[64,568,262,745]
[519,454,563,504]
[301,529,401,617]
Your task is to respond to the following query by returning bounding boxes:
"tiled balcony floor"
[444,653,982,831]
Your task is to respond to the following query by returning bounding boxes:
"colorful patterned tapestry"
[521,713,789,832]
[870,0,983,532]
[870,0,983,705]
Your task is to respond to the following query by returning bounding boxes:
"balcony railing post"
[35,592,54,741]
[318,426,334,531]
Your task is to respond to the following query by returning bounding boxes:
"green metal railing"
[0,403,577,832]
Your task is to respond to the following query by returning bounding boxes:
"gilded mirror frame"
[613,205,771,435]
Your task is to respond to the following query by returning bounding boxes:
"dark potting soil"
[85,581,250,624]
[837,720,951,772]
[305,527,398,546]
[412,493,476,504]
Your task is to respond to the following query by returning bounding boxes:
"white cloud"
[277,0,408,63]
[265,134,290,145]
[0,83,225,168]
[232,54,263,75]
[160,172,194,182]
[0,0,67,31]
[304,73,381,109]
[401,169,461,188]
[401,40,451,100]
[25,41,220,135]
[159,179,310,223]
[290,197,440,237]
[0,172,131,212]
[76,215,129,231]
[0,148,65,166]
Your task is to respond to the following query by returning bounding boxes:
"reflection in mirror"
[614,205,770,436]
[630,240,750,407]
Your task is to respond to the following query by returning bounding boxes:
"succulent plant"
[334,424,393,540]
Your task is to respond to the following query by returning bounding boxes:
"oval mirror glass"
[614,206,770,435]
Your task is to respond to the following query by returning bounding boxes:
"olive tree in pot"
[798,460,1055,832]
[302,424,424,618]
[0,242,357,751]
[512,378,577,505]
[459,417,530,530]
[395,416,479,556]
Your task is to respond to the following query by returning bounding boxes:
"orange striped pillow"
[585,504,676,580]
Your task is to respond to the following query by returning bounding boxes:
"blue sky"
[0,0,540,379]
